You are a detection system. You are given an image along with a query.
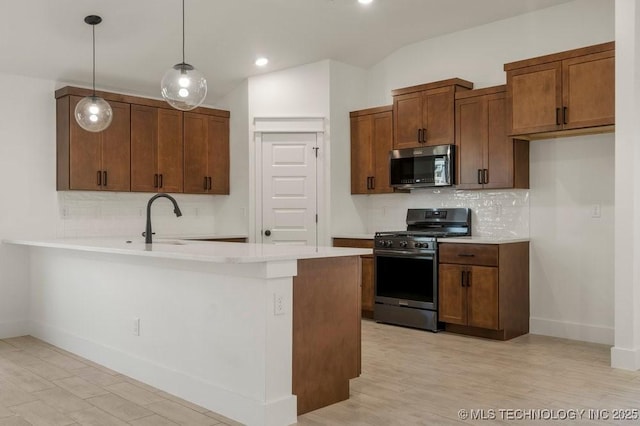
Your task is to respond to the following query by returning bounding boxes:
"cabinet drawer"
[438,243,498,267]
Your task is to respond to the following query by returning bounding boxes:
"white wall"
[530,134,615,344]
[0,74,58,337]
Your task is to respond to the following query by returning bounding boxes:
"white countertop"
[438,236,530,244]
[3,237,371,264]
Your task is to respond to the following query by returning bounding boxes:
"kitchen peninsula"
[3,238,370,426]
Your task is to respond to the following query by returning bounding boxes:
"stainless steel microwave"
[389,144,455,189]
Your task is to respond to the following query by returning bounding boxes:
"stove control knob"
[399,241,408,248]
[415,242,423,248]
[376,240,384,247]
[385,240,393,248]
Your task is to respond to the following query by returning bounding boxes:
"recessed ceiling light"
[255,57,269,67]
[358,0,373,4]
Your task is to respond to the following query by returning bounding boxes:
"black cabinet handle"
[466,270,472,287]
[103,171,107,187]
[417,129,422,143]
[477,169,482,184]
[461,270,466,287]
[207,176,212,190]
[371,176,375,190]
[563,106,568,125]
[97,171,102,186]
[159,174,163,188]
[154,174,158,188]
[203,177,208,190]
[484,169,489,184]
[422,128,427,143]
[556,108,561,125]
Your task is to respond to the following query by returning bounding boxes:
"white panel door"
[261,132,318,246]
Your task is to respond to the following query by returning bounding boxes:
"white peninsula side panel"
[27,246,297,426]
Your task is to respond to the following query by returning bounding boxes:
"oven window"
[375,255,434,303]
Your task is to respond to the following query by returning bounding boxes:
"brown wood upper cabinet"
[131,105,183,193]
[56,86,230,195]
[392,78,473,149]
[183,111,230,194]
[349,106,394,194]
[455,86,529,190]
[504,41,614,138]
[57,95,131,191]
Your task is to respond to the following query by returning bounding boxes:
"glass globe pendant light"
[161,0,207,111]
[75,15,113,133]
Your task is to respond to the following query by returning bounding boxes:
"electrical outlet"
[274,293,285,316]
[133,317,140,336]
[591,204,601,218]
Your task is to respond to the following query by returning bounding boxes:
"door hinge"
[313,146,319,158]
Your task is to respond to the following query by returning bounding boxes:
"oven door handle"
[374,249,435,257]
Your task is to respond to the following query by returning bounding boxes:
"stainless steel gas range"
[373,208,471,331]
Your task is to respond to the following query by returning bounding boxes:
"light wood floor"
[2,320,639,425]
[297,319,640,425]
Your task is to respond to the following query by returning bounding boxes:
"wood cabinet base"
[444,323,527,341]
[293,256,361,415]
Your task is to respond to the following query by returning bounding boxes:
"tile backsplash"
[57,192,218,238]
[364,188,529,238]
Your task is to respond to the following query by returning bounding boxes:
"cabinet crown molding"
[503,41,614,71]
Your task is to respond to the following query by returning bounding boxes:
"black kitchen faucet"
[144,193,182,244]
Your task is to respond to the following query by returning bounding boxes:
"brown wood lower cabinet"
[293,256,361,414]
[438,242,529,340]
[332,238,374,318]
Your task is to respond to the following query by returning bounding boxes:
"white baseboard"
[30,321,297,426]
[611,346,640,371]
[529,317,614,345]
[0,319,30,339]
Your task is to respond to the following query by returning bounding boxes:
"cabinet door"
[69,96,102,190]
[183,113,209,194]
[508,62,562,135]
[467,266,499,330]
[393,92,423,149]
[361,255,374,315]
[455,96,485,189]
[100,101,131,191]
[350,114,374,194]
[438,264,466,325]
[206,115,230,194]
[562,50,615,130]
[484,93,513,189]
[131,105,158,192]
[371,111,393,194]
[423,86,454,146]
[157,108,184,193]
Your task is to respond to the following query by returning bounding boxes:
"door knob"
[264,230,271,236]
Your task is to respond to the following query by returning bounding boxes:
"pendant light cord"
[182,0,186,64]
[92,23,96,96]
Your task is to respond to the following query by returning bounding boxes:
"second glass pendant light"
[161,0,207,111]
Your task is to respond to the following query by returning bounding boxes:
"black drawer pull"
[458,253,475,257]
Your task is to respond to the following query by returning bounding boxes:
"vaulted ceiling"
[0,0,573,104]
